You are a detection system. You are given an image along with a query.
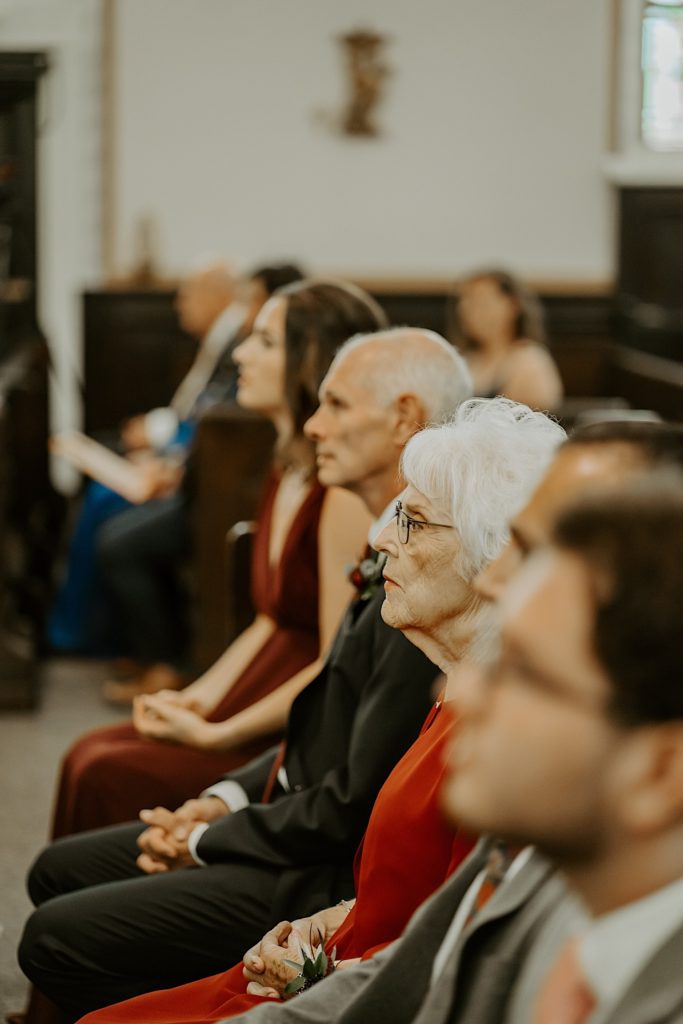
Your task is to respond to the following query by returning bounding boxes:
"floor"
[0,660,126,1015]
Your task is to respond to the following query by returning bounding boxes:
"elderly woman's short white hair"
[401,397,566,580]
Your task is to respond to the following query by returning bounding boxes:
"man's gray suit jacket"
[599,921,683,1024]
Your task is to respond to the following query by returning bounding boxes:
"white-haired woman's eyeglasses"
[394,499,453,545]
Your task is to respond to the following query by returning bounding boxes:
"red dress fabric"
[51,474,325,838]
[78,702,476,1024]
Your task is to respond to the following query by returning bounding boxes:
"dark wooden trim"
[0,52,49,81]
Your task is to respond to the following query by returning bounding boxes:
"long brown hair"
[277,279,387,469]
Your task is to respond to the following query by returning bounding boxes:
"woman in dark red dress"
[50,280,386,836]
[75,397,564,1023]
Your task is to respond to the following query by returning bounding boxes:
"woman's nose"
[233,335,254,365]
[372,519,399,557]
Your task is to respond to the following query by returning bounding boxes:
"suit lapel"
[411,849,556,1024]
[463,849,555,933]
[600,923,683,1024]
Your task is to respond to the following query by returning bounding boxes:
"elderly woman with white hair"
[75,397,566,1024]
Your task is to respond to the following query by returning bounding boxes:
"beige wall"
[112,0,614,281]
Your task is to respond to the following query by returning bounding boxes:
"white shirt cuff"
[202,780,250,813]
[144,407,179,450]
[188,822,210,866]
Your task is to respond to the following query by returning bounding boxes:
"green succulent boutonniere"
[283,938,336,998]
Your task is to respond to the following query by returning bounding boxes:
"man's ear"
[393,393,427,446]
[618,723,683,833]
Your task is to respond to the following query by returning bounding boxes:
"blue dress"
[47,421,195,656]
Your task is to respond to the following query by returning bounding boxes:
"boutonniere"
[347,551,386,601]
[283,937,336,998]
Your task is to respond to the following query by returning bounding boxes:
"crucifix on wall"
[337,28,391,137]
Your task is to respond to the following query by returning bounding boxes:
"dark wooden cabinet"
[0,52,48,351]
[617,187,683,361]
[0,52,57,708]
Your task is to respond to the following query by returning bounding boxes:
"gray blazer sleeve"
[224,954,389,1023]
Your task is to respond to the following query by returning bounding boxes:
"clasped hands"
[135,795,227,874]
[133,689,214,747]
[242,903,358,999]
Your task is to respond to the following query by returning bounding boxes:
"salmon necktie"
[533,937,597,1024]
[464,840,516,926]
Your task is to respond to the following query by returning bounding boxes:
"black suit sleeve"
[196,617,437,869]
[217,746,280,804]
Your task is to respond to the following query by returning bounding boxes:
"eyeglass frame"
[394,498,454,545]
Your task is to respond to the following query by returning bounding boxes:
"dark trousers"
[96,493,191,666]
[19,823,279,1018]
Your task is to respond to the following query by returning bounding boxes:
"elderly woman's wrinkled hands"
[242,920,304,998]
[242,902,353,998]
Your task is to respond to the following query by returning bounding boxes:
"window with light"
[641,1,683,150]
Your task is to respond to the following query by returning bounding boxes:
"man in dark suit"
[19,328,473,1017]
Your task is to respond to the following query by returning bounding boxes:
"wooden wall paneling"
[367,290,451,337]
[83,290,197,435]
[82,287,617,427]
[541,291,616,397]
[617,187,683,361]
[607,346,683,421]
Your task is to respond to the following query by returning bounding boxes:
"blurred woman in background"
[454,268,563,411]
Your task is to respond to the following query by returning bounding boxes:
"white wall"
[1,0,102,486]
[113,0,614,281]
[0,0,614,488]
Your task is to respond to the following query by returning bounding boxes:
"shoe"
[110,657,143,679]
[101,663,189,706]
